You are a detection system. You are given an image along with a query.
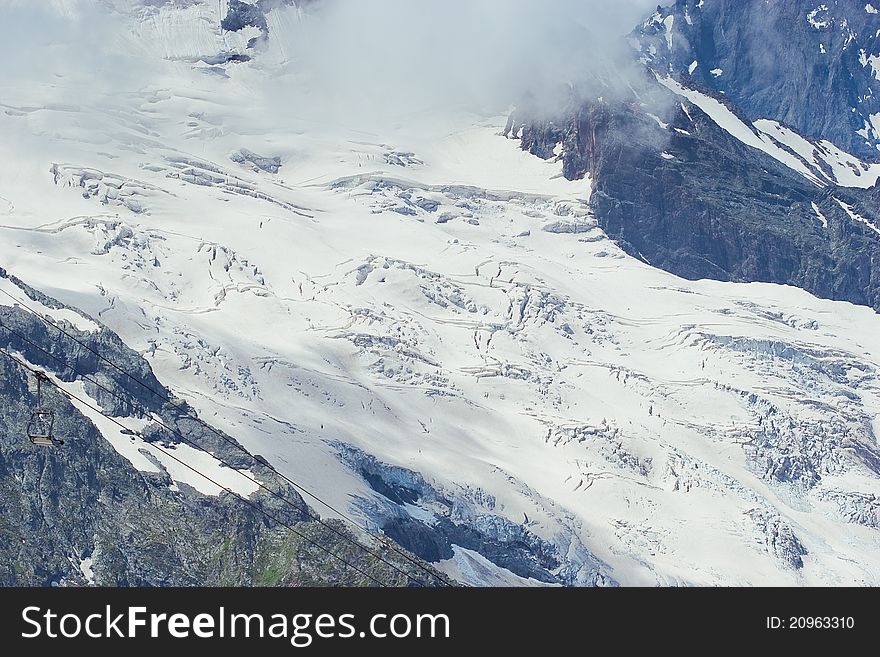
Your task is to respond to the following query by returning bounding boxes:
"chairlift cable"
[0,316,445,587]
[0,287,457,587]
[0,345,395,588]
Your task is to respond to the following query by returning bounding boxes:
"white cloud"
[265,0,663,125]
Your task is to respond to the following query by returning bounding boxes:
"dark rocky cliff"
[0,270,436,586]
[633,0,880,160]
[510,1,880,312]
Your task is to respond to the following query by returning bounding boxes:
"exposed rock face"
[511,94,880,310]
[221,0,269,35]
[509,6,880,312]
[633,0,880,160]
[231,148,282,174]
[220,0,306,47]
[0,271,438,587]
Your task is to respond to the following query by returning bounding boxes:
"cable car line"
[0,287,457,587]
[0,319,442,588]
[0,346,397,588]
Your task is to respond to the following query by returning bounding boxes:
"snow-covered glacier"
[1,0,879,586]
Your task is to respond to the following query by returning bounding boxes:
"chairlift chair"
[27,372,63,446]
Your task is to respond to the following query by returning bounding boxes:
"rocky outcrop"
[230,148,282,174]
[0,270,437,586]
[634,0,880,160]
[221,0,269,36]
[510,76,880,311]
[220,0,306,48]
